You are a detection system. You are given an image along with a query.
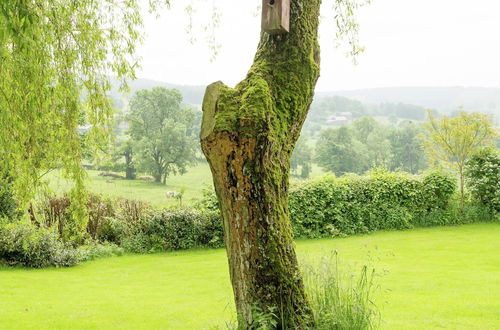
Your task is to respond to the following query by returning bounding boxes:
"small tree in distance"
[128,87,197,184]
[465,148,499,212]
[420,111,497,206]
[291,136,313,179]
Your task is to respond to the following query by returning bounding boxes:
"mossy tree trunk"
[200,1,321,327]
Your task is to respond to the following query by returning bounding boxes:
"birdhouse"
[261,0,290,35]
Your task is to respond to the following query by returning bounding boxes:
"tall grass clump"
[215,252,379,329]
[302,252,379,329]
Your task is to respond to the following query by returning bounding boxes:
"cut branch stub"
[261,0,290,35]
[201,81,224,140]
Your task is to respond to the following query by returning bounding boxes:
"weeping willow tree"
[0,0,168,239]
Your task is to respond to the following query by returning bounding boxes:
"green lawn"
[1,222,498,329]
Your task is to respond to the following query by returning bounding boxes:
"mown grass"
[1,222,498,329]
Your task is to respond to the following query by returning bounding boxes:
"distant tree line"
[314,117,427,175]
[302,96,428,137]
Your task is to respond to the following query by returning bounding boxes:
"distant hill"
[110,78,206,110]
[318,87,500,117]
[111,79,500,119]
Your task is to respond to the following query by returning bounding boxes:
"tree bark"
[200,1,321,327]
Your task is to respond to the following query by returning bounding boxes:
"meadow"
[46,162,326,208]
[1,222,498,329]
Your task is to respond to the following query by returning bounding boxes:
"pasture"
[46,162,326,207]
[1,223,498,329]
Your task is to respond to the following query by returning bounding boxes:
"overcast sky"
[136,0,500,92]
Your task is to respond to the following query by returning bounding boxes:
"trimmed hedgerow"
[289,170,458,238]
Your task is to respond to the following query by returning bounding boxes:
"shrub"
[195,186,220,212]
[465,148,500,213]
[86,194,116,240]
[78,242,124,262]
[97,216,130,244]
[422,170,457,210]
[37,194,72,239]
[0,174,18,221]
[289,171,457,238]
[198,170,460,239]
[0,222,80,268]
[195,211,225,248]
[122,209,224,253]
[35,193,152,245]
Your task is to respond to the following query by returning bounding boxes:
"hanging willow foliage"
[0,0,168,239]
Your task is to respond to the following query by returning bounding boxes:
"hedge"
[289,170,460,238]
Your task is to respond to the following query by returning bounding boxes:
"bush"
[97,216,130,244]
[465,148,500,213]
[78,242,124,262]
[35,193,152,245]
[0,174,18,221]
[86,194,116,240]
[122,209,224,253]
[0,222,80,268]
[289,170,457,238]
[197,170,460,239]
[195,211,225,248]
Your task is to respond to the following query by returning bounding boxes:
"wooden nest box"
[261,0,290,35]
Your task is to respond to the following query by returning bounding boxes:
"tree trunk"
[200,1,321,327]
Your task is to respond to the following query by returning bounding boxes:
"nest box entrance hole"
[261,0,290,35]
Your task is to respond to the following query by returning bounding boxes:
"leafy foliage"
[121,209,224,253]
[128,87,197,183]
[315,118,428,176]
[288,170,458,238]
[0,222,80,268]
[316,126,366,175]
[388,122,427,173]
[0,0,168,237]
[0,174,17,221]
[420,111,497,204]
[291,136,313,179]
[465,148,500,212]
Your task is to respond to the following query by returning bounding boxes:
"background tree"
[115,138,137,180]
[388,122,427,173]
[129,87,196,184]
[316,126,367,176]
[291,136,313,179]
[365,127,393,168]
[420,111,497,206]
[352,117,379,144]
[465,148,499,212]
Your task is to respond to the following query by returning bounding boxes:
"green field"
[47,162,326,207]
[1,223,498,329]
[47,163,215,207]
